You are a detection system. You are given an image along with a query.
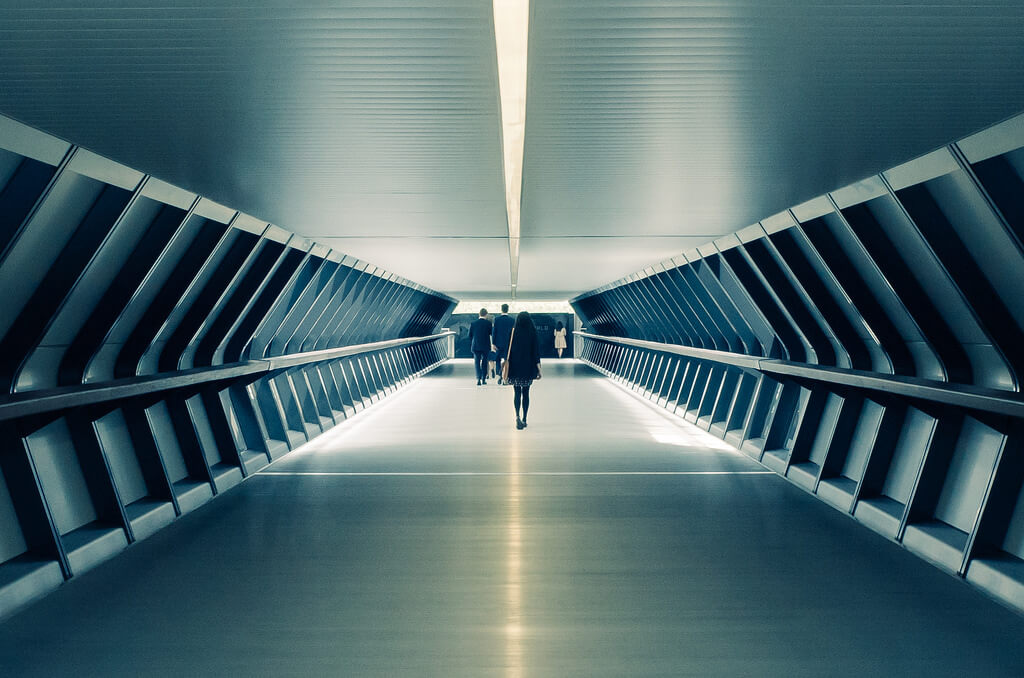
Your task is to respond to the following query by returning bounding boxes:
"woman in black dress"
[504,311,541,429]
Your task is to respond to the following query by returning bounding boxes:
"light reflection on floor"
[273,376,429,458]
[505,423,523,678]
[594,375,740,452]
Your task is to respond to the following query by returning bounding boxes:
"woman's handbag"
[501,329,514,382]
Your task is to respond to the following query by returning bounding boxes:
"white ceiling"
[0,1,509,296]
[1,1,1023,301]
[318,235,512,295]
[518,0,1024,296]
[516,235,710,299]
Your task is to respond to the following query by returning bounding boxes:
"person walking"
[502,311,541,429]
[469,307,492,385]
[493,303,515,384]
[553,320,567,358]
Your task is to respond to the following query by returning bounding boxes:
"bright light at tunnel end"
[493,0,529,299]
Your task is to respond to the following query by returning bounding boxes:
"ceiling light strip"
[493,0,529,298]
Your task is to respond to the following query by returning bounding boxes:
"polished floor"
[1,360,1023,677]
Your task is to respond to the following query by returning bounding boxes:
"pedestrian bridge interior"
[1,2,1024,675]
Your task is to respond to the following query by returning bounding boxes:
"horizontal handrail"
[759,361,1024,419]
[262,333,452,370]
[575,332,764,369]
[578,332,1024,418]
[0,332,454,422]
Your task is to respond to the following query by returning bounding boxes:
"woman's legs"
[557,348,563,358]
[513,384,531,428]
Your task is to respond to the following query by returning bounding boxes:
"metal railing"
[0,333,453,422]
[577,332,1024,418]
[576,330,1024,616]
[0,331,453,619]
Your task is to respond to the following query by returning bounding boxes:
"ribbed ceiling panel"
[2,2,1024,299]
[0,1,508,294]
[519,0,1024,296]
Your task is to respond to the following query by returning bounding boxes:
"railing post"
[442,328,455,359]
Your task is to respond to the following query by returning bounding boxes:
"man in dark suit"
[492,303,515,384]
[468,308,493,385]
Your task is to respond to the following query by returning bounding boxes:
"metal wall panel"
[0,115,456,620]
[572,110,1024,616]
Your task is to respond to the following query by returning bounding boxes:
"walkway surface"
[1,360,1023,677]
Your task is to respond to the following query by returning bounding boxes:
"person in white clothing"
[553,320,567,358]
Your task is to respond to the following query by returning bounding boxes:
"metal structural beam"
[572,111,1024,617]
[0,114,457,620]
